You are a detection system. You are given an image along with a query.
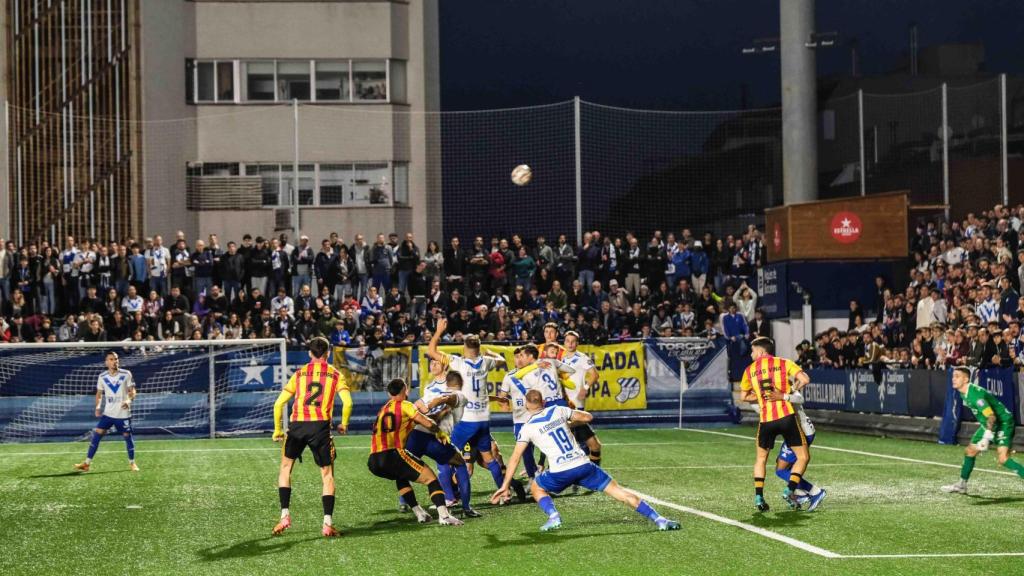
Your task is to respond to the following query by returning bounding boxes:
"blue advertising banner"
[757,263,789,320]
[805,368,910,415]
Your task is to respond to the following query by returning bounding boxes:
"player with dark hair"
[271,336,352,537]
[740,337,811,512]
[941,366,1024,494]
[492,390,679,532]
[74,351,139,473]
[368,378,463,526]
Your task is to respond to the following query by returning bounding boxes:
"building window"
[315,61,350,101]
[353,163,391,204]
[319,164,349,205]
[246,164,282,206]
[188,60,237,103]
[217,62,235,101]
[389,60,407,104]
[393,162,409,204]
[197,62,215,102]
[353,61,387,101]
[245,61,276,101]
[277,61,311,101]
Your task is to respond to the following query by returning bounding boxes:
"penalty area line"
[626,489,842,559]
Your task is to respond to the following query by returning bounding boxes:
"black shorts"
[572,423,596,444]
[367,449,426,482]
[756,414,807,452]
[284,421,335,467]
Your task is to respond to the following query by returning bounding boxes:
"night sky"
[439,0,1024,111]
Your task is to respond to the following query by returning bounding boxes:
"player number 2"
[305,384,323,406]
[547,428,573,454]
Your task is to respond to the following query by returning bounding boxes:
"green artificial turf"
[2,427,1023,575]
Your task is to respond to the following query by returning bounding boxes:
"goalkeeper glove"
[978,429,995,451]
[436,430,451,445]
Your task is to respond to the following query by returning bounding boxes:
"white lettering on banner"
[984,377,1004,397]
[759,268,778,296]
[804,382,845,405]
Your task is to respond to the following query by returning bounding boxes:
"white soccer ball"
[511,164,532,186]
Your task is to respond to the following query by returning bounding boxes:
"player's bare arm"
[492,440,530,500]
[425,318,447,361]
[94,388,102,418]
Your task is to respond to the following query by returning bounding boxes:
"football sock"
[123,433,135,461]
[427,479,447,510]
[1003,458,1024,479]
[537,496,559,519]
[787,472,802,492]
[754,477,765,497]
[397,481,419,508]
[323,514,332,526]
[436,464,456,502]
[589,449,602,467]
[774,468,790,483]
[454,464,473,509]
[280,508,289,519]
[486,460,504,487]
[961,455,976,481]
[636,500,665,523]
[279,487,291,511]
[322,495,335,517]
[87,431,102,459]
[522,446,537,478]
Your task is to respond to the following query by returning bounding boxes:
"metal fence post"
[279,340,289,434]
[574,96,582,245]
[208,344,216,439]
[942,83,950,220]
[1001,74,1009,205]
[858,89,865,197]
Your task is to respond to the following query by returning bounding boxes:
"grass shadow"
[196,535,321,562]
[965,495,1024,506]
[746,510,816,528]
[25,470,126,479]
[482,528,649,549]
[342,516,450,539]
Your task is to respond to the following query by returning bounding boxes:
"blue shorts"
[405,429,458,464]
[451,420,492,456]
[778,433,814,464]
[535,462,612,494]
[96,416,132,434]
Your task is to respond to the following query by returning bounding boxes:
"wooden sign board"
[765,192,908,262]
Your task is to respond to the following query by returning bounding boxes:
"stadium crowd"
[802,203,1024,373]
[0,227,770,350]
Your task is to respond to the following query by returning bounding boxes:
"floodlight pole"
[293,98,301,241]
[574,96,582,245]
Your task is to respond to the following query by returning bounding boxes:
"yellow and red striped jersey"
[740,355,803,422]
[370,399,419,454]
[283,360,349,422]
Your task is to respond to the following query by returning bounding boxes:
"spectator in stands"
[721,302,750,379]
[396,232,421,294]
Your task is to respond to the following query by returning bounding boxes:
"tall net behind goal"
[0,339,287,443]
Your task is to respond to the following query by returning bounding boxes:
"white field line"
[841,552,1024,559]
[0,441,679,457]
[679,428,1018,477]
[626,489,842,558]
[608,462,917,471]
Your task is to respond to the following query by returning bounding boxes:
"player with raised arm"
[271,337,352,538]
[407,361,479,517]
[74,351,139,473]
[740,336,811,512]
[941,366,1024,494]
[492,390,680,532]
[367,378,463,526]
[426,318,526,503]
[561,331,603,467]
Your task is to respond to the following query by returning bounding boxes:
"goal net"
[0,339,287,443]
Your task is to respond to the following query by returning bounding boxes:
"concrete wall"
[197,205,412,245]
[138,0,198,240]
[0,5,8,239]
[771,314,848,359]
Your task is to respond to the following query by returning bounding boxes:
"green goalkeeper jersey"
[961,384,1014,426]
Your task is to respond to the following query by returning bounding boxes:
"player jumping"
[74,351,139,473]
[271,337,352,538]
[426,318,526,503]
[492,389,680,532]
[941,366,1024,494]
[505,344,576,480]
[740,337,811,512]
[367,378,463,526]
[562,331,603,468]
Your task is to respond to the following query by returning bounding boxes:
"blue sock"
[774,468,790,483]
[123,434,135,461]
[455,464,472,509]
[87,431,102,459]
[636,501,664,523]
[798,478,814,492]
[523,445,537,478]
[486,460,504,488]
[436,464,455,503]
[537,496,559,518]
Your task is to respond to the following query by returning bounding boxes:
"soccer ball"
[511,164,532,186]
